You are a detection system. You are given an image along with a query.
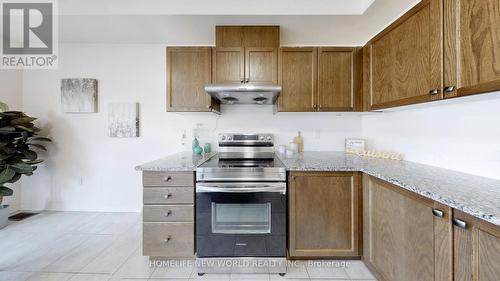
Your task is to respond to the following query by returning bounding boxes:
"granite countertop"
[135,151,216,172]
[136,151,500,226]
[278,151,500,226]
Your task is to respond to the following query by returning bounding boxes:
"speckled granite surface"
[135,151,216,172]
[136,151,500,226]
[278,151,500,226]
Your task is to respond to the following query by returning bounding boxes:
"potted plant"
[0,102,51,229]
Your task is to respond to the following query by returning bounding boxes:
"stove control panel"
[219,134,273,143]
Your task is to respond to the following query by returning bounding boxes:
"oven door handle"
[196,183,286,194]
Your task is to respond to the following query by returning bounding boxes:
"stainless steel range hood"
[205,84,281,105]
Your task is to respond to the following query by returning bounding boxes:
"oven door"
[196,182,286,258]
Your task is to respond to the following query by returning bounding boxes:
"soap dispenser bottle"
[293,131,304,152]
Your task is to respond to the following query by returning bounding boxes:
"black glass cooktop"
[199,155,285,169]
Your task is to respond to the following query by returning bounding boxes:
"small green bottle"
[203,143,212,154]
[192,138,199,151]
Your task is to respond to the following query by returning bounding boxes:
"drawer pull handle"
[453,218,467,229]
[444,86,456,93]
[163,236,172,243]
[429,89,440,96]
[432,209,444,218]
[164,193,172,199]
[163,176,172,182]
[164,210,172,217]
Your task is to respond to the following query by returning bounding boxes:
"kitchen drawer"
[143,187,194,205]
[143,171,194,187]
[143,205,194,222]
[143,222,194,257]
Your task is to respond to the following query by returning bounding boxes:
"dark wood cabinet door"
[245,47,278,84]
[289,172,360,258]
[318,47,358,112]
[242,26,280,48]
[362,174,452,281]
[453,211,500,281]
[277,47,318,112]
[167,47,215,112]
[444,0,500,98]
[366,0,443,110]
[212,47,245,84]
[216,26,279,48]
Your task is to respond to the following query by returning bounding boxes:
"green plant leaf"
[0,102,8,113]
[7,173,21,184]
[31,137,52,142]
[1,146,16,154]
[0,186,13,196]
[25,159,44,165]
[20,149,37,161]
[0,167,16,184]
[13,125,35,133]
[0,126,16,132]
[11,117,37,125]
[27,143,47,151]
[11,163,35,174]
[0,154,12,161]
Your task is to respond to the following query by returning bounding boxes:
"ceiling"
[59,0,376,16]
[57,0,420,45]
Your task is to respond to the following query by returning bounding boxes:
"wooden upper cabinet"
[166,47,220,113]
[444,0,500,98]
[289,172,360,258]
[216,26,280,48]
[362,174,453,281]
[365,0,443,110]
[212,47,245,84]
[277,47,318,112]
[245,47,278,84]
[318,48,359,111]
[453,210,500,281]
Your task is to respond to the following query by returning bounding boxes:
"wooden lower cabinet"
[453,210,500,281]
[362,174,453,281]
[288,172,361,258]
[143,222,194,258]
[142,171,195,258]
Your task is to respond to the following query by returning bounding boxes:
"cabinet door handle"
[429,89,440,96]
[163,176,172,182]
[444,86,456,93]
[164,193,172,199]
[453,218,467,229]
[432,209,444,218]
[240,78,245,83]
[164,210,172,217]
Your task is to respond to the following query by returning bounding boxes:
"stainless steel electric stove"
[195,133,287,275]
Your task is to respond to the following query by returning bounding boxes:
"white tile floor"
[0,212,378,281]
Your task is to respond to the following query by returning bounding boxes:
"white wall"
[362,94,500,180]
[58,0,420,46]
[0,70,23,212]
[21,44,362,212]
